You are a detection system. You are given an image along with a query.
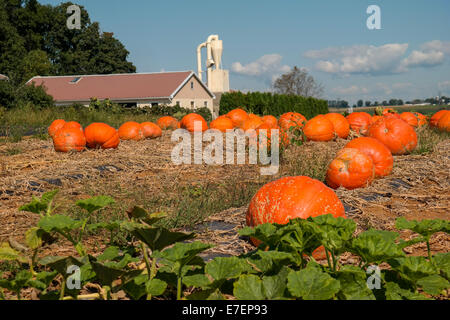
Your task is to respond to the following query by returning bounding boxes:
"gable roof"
[26,71,215,102]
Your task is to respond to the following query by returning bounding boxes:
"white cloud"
[304,44,409,75]
[231,54,291,82]
[305,41,450,76]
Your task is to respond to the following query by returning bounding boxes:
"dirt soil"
[0,132,449,263]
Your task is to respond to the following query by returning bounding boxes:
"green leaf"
[0,243,27,263]
[307,215,357,252]
[19,190,59,215]
[385,282,431,300]
[186,288,226,300]
[350,229,404,264]
[287,267,340,300]
[127,206,167,225]
[417,274,450,296]
[25,227,43,250]
[336,265,376,300]
[39,256,84,277]
[205,257,249,281]
[396,217,450,238]
[132,227,195,252]
[389,256,438,284]
[146,278,167,296]
[96,246,120,262]
[76,196,115,214]
[434,252,450,280]
[262,266,290,299]
[38,215,83,234]
[122,274,147,300]
[154,241,213,267]
[233,275,265,300]
[183,273,212,289]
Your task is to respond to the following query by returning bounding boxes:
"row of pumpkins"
[245,108,449,257]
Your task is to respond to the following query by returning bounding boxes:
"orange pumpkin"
[180,113,208,132]
[241,117,264,131]
[368,118,417,155]
[261,115,278,128]
[278,112,307,131]
[413,112,427,127]
[210,116,234,132]
[52,127,86,152]
[383,112,401,120]
[156,116,179,130]
[84,123,120,149]
[372,115,383,123]
[382,108,396,115]
[227,108,249,128]
[255,123,289,149]
[437,111,450,132]
[141,122,162,139]
[48,119,66,137]
[346,112,372,135]
[430,110,449,128]
[303,115,334,142]
[248,113,262,121]
[118,121,144,141]
[400,112,418,127]
[326,148,375,190]
[246,176,346,258]
[345,137,393,177]
[324,113,350,139]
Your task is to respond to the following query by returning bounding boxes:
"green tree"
[357,100,363,107]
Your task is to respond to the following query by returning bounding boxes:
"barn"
[26,71,217,116]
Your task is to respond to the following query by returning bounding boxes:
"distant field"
[329,105,449,115]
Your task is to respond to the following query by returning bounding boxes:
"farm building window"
[69,77,81,84]
[204,101,208,108]
[191,82,194,89]
[191,101,194,108]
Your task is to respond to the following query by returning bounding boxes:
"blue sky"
[39,0,450,104]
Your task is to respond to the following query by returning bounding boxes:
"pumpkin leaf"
[287,266,340,300]
[127,206,166,225]
[145,278,167,297]
[131,227,195,252]
[261,266,290,299]
[154,241,212,267]
[205,256,250,281]
[396,217,450,238]
[384,282,431,300]
[19,190,59,215]
[233,274,265,300]
[25,227,44,250]
[350,229,404,264]
[417,274,450,296]
[0,270,33,292]
[186,288,226,300]
[389,256,438,284]
[0,243,28,263]
[122,274,147,300]
[336,265,376,300]
[39,255,84,277]
[76,196,115,214]
[183,273,212,289]
[433,252,450,280]
[38,214,83,234]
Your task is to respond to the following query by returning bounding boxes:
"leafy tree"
[365,101,371,107]
[357,100,363,107]
[273,66,324,98]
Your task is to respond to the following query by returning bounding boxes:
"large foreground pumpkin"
[48,119,66,138]
[227,108,249,128]
[246,176,346,259]
[346,112,372,135]
[368,118,417,155]
[53,127,86,152]
[324,113,350,139]
[118,121,144,141]
[180,113,208,132]
[210,116,234,132]
[326,148,375,190]
[84,123,120,149]
[141,122,162,139]
[303,115,334,141]
[157,116,179,130]
[345,137,393,177]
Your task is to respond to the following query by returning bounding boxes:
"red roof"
[26,71,206,102]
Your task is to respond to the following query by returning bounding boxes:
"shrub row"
[219,91,329,119]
